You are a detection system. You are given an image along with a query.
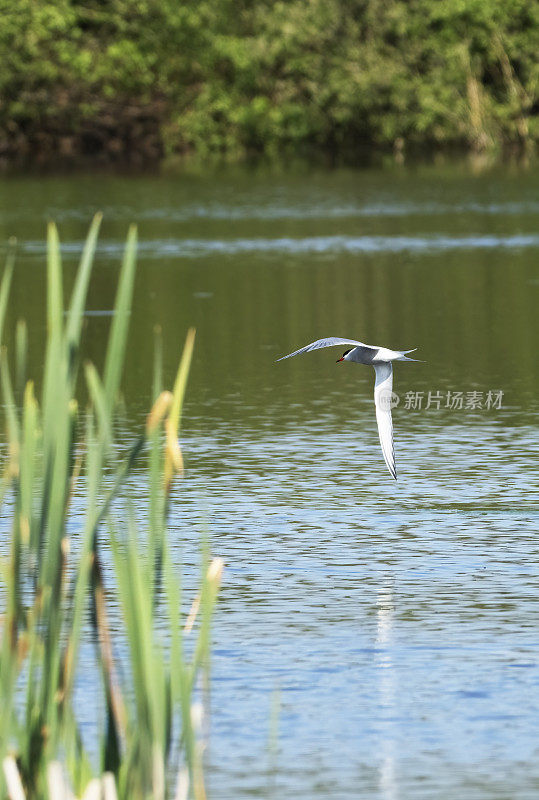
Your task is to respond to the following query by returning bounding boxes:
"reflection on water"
[1,165,539,798]
[376,583,398,800]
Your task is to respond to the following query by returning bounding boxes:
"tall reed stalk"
[0,216,222,800]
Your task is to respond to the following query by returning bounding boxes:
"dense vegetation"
[0,0,537,165]
[0,218,221,799]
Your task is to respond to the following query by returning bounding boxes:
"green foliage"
[0,0,537,163]
[0,217,221,799]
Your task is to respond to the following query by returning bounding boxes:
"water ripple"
[19,199,539,223]
[15,233,539,259]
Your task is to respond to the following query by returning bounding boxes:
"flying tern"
[277,337,420,480]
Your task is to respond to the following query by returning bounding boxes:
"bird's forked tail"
[399,348,424,362]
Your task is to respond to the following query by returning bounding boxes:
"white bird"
[277,337,420,480]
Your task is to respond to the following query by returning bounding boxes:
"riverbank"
[2,0,536,169]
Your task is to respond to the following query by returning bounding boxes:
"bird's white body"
[369,346,410,362]
[277,336,420,480]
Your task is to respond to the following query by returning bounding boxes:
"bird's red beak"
[336,357,344,362]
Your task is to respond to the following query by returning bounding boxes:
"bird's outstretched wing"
[276,337,370,361]
[373,362,397,480]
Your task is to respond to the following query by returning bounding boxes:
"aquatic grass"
[0,216,221,799]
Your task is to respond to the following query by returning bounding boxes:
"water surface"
[1,165,539,799]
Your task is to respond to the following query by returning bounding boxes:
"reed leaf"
[0,241,15,346]
[164,328,196,493]
[15,320,28,401]
[103,225,137,411]
[46,222,63,342]
[65,213,102,356]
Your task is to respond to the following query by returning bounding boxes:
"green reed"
[0,216,222,800]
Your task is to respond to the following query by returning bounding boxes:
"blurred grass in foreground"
[0,215,222,799]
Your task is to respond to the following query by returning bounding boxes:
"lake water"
[1,164,539,799]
